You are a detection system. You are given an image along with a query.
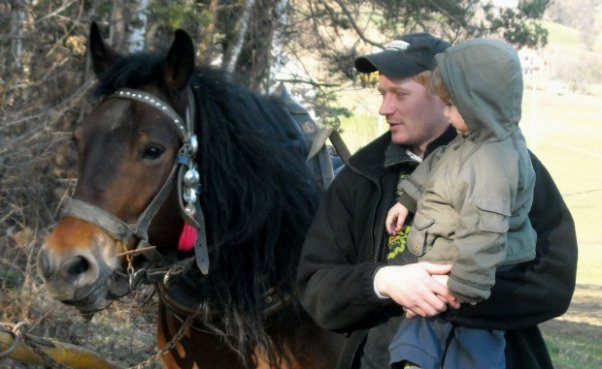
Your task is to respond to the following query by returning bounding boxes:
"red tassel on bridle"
[178,223,197,252]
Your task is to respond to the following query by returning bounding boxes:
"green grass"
[545,334,602,369]
[541,20,583,48]
[522,89,602,286]
[338,86,383,152]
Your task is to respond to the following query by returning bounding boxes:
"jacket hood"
[436,38,523,141]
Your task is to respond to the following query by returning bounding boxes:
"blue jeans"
[389,316,505,369]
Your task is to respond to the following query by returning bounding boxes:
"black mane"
[95,52,321,362]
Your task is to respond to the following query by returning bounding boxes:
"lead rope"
[1,318,196,369]
[118,245,195,369]
[0,321,72,369]
[0,322,24,360]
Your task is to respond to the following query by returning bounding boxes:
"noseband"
[62,88,210,283]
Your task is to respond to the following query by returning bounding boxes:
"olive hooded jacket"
[397,39,537,303]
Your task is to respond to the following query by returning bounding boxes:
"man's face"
[377,74,449,155]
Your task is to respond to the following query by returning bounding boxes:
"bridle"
[61,87,210,291]
[61,86,300,323]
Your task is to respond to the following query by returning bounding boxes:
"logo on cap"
[386,40,410,52]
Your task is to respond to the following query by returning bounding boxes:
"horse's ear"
[163,29,195,92]
[89,22,119,78]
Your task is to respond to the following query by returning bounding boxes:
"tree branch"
[274,78,339,88]
[331,0,384,49]
[423,0,470,30]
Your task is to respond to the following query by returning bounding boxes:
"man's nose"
[378,95,395,116]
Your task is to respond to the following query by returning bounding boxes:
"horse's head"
[37,23,198,313]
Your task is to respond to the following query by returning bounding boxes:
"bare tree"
[9,0,26,72]
[224,0,256,77]
[198,0,219,64]
[127,0,150,52]
[267,0,289,92]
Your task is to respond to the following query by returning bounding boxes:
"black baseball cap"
[355,33,451,78]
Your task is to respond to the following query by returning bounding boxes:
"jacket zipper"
[372,176,396,263]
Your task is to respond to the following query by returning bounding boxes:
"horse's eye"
[141,145,165,160]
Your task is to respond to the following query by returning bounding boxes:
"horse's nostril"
[62,255,91,281]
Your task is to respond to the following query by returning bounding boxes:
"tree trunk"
[126,0,149,52]
[198,0,219,64]
[232,0,280,92]
[248,0,276,92]
[267,0,289,92]
[224,0,256,78]
[109,0,126,50]
[108,0,148,53]
[10,0,26,72]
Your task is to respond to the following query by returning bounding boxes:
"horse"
[37,23,343,369]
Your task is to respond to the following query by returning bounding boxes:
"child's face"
[444,104,469,135]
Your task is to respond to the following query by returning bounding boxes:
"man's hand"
[374,262,460,318]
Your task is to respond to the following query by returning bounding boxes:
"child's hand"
[385,202,409,235]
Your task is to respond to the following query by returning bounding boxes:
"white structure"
[518,47,546,76]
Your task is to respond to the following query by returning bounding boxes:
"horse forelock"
[94,52,165,97]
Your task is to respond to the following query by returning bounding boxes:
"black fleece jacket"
[297,129,577,369]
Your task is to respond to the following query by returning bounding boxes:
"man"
[297,32,577,369]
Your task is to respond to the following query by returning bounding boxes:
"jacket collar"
[347,125,457,180]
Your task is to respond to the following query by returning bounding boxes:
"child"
[385,38,537,369]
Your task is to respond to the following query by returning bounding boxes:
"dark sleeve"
[445,152,578,330]
[296,168,396,332]
[397,191,417,213]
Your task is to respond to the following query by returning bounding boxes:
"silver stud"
[189,135,198,154]
[184,203,196,216]
[183,187,197,204]
[184,168,200,187]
